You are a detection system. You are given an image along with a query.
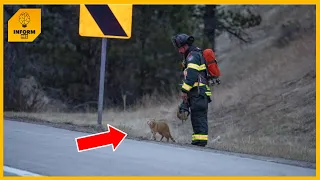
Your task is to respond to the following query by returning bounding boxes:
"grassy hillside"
[5,5,316,163]
[210,5,315,162]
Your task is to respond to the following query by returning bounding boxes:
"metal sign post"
[79,4,133,126]
[97,38,107,125]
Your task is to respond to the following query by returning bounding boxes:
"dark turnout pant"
[188,90,209,147]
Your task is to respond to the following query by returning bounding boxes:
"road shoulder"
[4,166,43,176]
[4,116,316,170]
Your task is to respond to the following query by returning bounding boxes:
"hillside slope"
[209,5,315,162]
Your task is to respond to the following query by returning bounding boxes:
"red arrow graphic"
[75,124,127,152]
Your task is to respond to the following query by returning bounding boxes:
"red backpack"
[202,48,221,79]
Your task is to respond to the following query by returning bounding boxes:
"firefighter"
[171,33,211,147]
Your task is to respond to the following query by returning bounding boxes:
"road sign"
[8,8,42,42]
[78,4,133,127]
[79,4,133,39]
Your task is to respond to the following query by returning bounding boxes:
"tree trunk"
[204,5,217,51]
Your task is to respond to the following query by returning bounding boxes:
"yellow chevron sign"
[79,4,132,39]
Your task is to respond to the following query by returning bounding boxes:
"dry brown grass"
[5,99,193,143]
[5,5,316,163]
[208,5,315,163]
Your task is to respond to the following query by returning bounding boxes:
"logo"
[8,8,42,42]
[187,54,193,61]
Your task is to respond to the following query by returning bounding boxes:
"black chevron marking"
[85,5,127,37]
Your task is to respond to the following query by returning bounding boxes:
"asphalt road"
[4,171,18,176]
[4,119,316,176]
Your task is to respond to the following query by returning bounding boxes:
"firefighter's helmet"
[171,33,195,49]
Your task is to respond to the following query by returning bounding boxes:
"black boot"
[191,141,206,147]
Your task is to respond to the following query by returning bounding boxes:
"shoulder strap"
[190,47,210,86]
[191,48,207,68]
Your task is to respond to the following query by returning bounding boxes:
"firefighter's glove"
[181,92,188,103]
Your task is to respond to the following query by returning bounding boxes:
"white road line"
[4,166,43,176]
